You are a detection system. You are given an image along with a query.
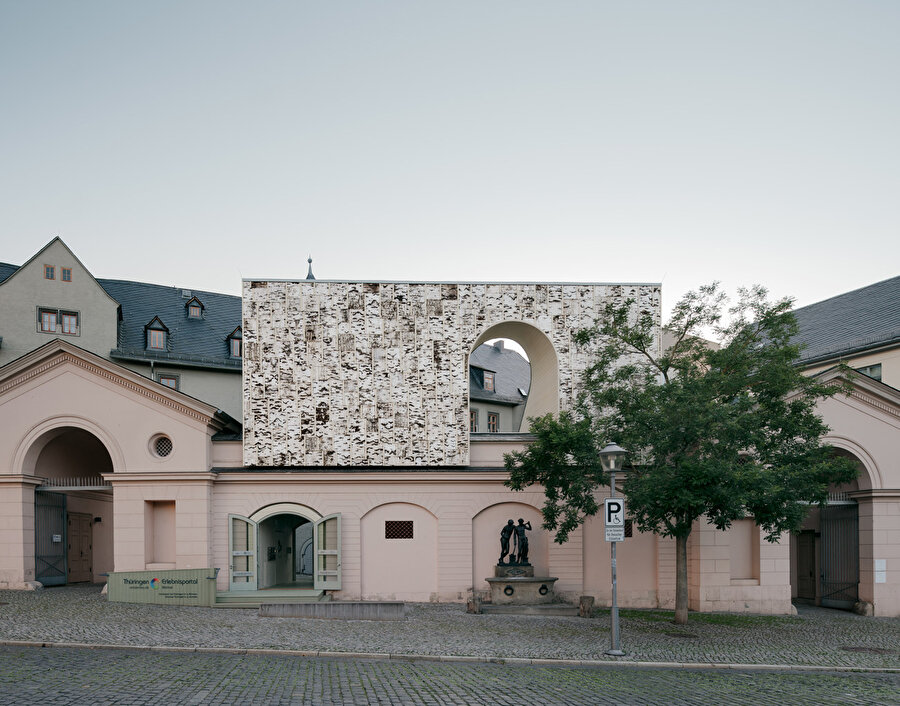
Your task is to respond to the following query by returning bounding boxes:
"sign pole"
[606,467,625,657]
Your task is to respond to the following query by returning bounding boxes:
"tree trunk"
[675,532,689,625]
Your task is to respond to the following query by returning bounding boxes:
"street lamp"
[599,442,628,657]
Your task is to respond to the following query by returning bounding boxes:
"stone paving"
[2,645,899,705]
[1,585,899,670]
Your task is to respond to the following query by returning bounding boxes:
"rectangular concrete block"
[259,601,407,620]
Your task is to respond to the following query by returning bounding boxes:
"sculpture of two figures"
[499,518,532,565]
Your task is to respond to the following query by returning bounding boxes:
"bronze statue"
[499,519,515,564]
[514,518,532,565]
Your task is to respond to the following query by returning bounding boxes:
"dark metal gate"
[820,502,859,610]
[35,492,67,586]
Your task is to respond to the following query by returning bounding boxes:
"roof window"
[185,296,205,319]
[145,316,169,350]
[227,327,242,358]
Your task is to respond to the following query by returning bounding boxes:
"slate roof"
[792,275,900,364]
[100,279,241,370]
[469,342,531,405]
[0,261,241,370]
[0,262,18,284]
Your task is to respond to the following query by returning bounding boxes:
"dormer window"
[484,371,494,392]
[227,327,242,358]
[145,317,169,350]
[185,296,204,319]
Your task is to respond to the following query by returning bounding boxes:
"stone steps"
[214,589,328,608]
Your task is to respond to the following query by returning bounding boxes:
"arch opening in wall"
[471,501,547,595]
[24,426,115,587]
[791,447,866,612]
[469,322,558,433]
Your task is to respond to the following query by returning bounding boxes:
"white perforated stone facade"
[242,281,660,467]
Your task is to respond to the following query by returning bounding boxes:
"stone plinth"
[486,576,559,605]
[494,564,534,578]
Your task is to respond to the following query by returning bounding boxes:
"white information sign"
[875,559,887,584]
[604,498,625,542]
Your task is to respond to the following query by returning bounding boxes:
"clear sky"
[1,1,897,320]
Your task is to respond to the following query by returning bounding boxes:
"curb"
[2,640,899,673]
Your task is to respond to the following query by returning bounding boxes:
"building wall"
[469,402,519,433]
[118,361,242,420]
[0,239,119,366]
[805,346,900,388]
[242,281,660,467]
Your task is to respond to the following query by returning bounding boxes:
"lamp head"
[599,442,628,473]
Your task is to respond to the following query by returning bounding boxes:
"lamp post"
[599,442,628,657]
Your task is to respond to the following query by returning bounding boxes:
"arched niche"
[360,502,438,601]
[470,321,558,432]
[471,501,546,593]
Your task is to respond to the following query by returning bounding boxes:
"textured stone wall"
[242,281,660,467]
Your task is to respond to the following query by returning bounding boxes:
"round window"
[153,435,173,458]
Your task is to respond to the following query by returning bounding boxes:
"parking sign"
[604,498,625,542]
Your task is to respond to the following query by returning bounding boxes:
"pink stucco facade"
[1,279,898,618]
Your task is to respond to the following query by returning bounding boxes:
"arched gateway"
[228,503,341,592]
[23,424,115,586]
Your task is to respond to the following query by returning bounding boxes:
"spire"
[306,256,315,280]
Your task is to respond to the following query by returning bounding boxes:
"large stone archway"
[470,321,558,432]
[25,425,115,586]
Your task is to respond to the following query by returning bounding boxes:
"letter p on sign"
[605,499,624,526]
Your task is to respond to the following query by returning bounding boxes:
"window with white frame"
[37,308,79,335]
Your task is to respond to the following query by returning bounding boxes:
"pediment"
[812,366,900,424]
[0,339,221,426]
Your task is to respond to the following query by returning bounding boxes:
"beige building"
[1,254,897,617]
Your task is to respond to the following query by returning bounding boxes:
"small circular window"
[153,435,173,458]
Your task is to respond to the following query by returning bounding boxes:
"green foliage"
[505,283,858,545]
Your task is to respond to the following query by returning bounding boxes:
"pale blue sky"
[1,1,897,318]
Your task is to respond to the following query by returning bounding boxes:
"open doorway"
[257,513,312,589]
[228,506,341,593]
[28,427,114,586]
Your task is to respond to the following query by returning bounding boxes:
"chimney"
[493,340,504,353]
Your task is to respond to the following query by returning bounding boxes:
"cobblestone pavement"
[1,586,899,670]
[1,645,898,706]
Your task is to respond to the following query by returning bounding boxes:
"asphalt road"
[1,646,898,706]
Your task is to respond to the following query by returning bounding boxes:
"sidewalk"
[2,585,898,671]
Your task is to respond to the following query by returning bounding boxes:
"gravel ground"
[1,585,899,669]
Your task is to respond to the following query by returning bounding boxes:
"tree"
[505,283,857,624]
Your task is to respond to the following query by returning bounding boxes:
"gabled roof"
[185,295,205,312]
[102,278,241,370]
[0,338,239,431]
[0,237,119,307]
[793,275,900,365]
[2,239,241,372]
[144,315,169,332]
[469,342,531,405]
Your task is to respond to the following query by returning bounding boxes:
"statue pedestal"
[486,564,559,605]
